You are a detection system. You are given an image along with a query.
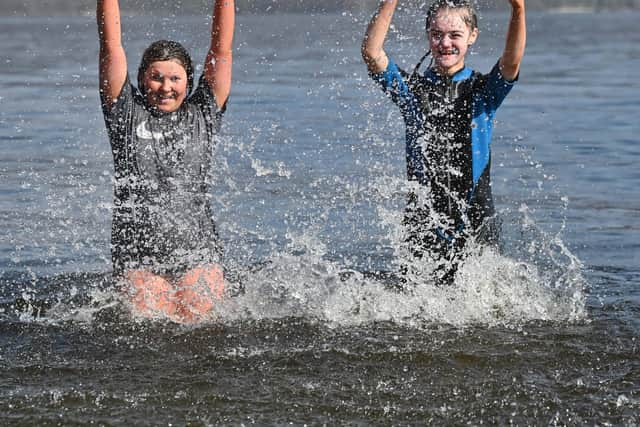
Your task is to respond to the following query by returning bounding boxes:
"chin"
[436,60,461,72]
[157,105,179,113]
[151,101,180,113]
[147,95,184,113]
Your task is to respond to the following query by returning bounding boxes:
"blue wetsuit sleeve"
[371,59,417,111]
[482,61,517,112]
[369,58,422,131]
[370,58,424,182]
[370,59,411,104]
[469,62,517,184]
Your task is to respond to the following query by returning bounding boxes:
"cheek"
[457,43,470,54]
[175,86,188,102]
[143,79,160,92]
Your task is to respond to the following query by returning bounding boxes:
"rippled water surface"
[1,10,639,425]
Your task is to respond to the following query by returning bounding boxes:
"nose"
[160,78,173,92]
[439,35,453,47]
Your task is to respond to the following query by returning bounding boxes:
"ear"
[468,28,479,46]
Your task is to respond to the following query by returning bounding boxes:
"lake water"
[1,9,639,425]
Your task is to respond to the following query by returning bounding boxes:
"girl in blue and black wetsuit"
[362,0,526,285]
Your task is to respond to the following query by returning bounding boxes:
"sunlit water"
[1,10,638,424]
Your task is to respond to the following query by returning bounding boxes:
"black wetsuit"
[371,58,516,284]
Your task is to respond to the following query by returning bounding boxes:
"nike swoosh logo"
[136,121,165,140]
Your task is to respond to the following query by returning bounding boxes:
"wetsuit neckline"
[145,102,186,119]
[425,66,473,83]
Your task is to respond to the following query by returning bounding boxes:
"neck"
[434,63,465,76]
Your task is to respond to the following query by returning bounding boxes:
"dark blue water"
[0,10,638,424]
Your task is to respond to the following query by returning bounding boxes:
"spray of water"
[2,10,586,329]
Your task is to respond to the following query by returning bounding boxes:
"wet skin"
[126,265,225,323]
[428,9,478,76]
[142,59,189,113]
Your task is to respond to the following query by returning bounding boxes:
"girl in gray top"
[97,0,234,323]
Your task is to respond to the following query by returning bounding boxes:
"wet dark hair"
[425,0,478,32]
[137,40,194,95]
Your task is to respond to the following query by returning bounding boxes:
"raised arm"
[204,0,235,109]
[97,0,127,108]
[499,0,526,81]
[362,0,398,74]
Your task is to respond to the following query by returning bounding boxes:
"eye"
[150,73,163,82]
[170,76,181,83]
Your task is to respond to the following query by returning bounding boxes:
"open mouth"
[156,94,177,104]
[439,48,460,57]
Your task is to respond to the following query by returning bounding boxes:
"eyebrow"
[149,70,183,77]
[429,29,465,35]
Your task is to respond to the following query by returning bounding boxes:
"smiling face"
[427,8,478,76]
[142,60,189,113]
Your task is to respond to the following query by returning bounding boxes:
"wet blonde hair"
[425,0,478,32]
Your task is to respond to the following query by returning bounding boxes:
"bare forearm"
[500,1,526,81]
[210,0,234,56]
[97,0,122,49]
[97,0,127,105]
[362,0,398,73]
[205,0,235,108]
